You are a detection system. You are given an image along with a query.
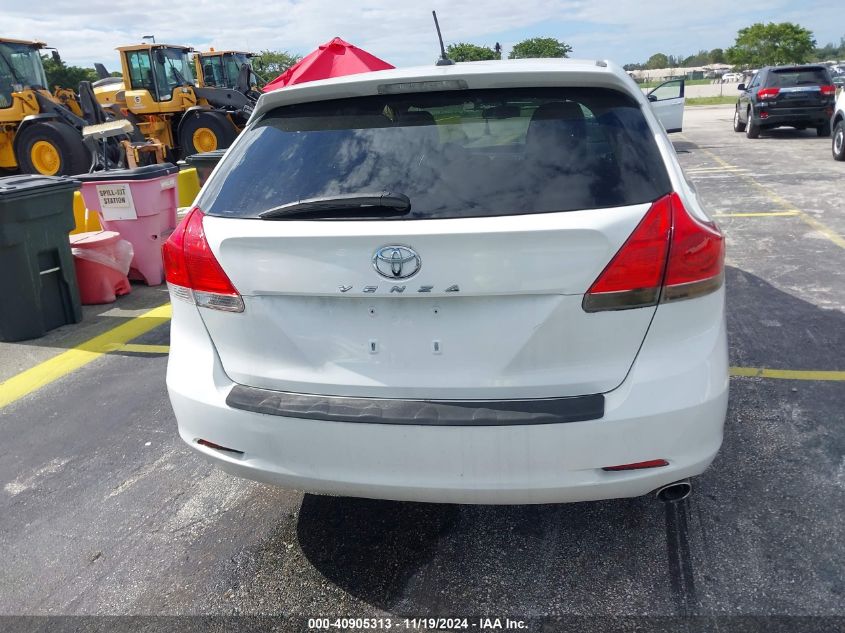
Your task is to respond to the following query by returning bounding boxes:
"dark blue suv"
[733,65,836,138]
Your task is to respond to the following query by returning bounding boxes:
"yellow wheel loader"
[0,38,93,175]
[195,49,263,98]
[94,44,254,158]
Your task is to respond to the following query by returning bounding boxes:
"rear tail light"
[756,87,780,100]
[661,194,725,302]
[820,85,836,96]
[584,193,724,312]
[582,195,671,312]
[162,207,244,312]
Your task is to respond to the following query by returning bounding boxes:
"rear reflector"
[584,193,724,312]
[163,208,244,313]
[197,439,244,455]
[603,459,669,471]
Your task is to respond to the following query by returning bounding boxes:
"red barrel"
[69,231,132,305]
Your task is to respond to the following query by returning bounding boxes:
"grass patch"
[686,96,737,106]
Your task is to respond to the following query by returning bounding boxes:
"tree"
[682,50,710,67]
[446,43,499,62]
[814,36,845,61]
[726,22,816,67]
[252,50,302,79]
[508,37,572,59]
[645,53,669,69]
[709,48,726,64]
[40,55,98,90]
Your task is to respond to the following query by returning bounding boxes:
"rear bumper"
[754,106,831,127]
[167,291,729,504]
[225,385,605,426]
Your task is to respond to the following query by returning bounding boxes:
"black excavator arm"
[194,85,254,119]
[32,91,88,131]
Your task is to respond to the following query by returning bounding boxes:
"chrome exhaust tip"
[655,478,692,503]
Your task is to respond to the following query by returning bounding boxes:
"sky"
[2,0,843,71]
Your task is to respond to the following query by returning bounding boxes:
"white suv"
[833,88,845,160]
[164,59,728,504]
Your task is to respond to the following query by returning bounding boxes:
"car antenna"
[432,10,454,66]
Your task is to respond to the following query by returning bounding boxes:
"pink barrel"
[77,164,179,286]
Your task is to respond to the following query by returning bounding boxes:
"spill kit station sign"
[96,183,137,221]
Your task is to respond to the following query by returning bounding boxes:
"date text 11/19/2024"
[308,617,528,630]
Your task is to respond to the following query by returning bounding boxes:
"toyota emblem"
[372,245,421,280]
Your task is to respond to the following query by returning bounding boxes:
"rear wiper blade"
[258,192,411,219]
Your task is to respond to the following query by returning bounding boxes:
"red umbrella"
[263,37,394,92]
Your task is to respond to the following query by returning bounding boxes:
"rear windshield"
[200,87,671,220]
[769,67,831,87]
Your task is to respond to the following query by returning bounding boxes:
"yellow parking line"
[714,211,799,218]
[117,343,171,354]
[3,297,843,411]
[797,212,845,249]
[731,367,845,381]
[0,304,172,409]
[686,142,845,249]
[686,167,748,173]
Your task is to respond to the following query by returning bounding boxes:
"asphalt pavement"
[0,105,843,632]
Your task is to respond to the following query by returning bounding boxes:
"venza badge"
[372,245,421,279]
[338,245,458,294]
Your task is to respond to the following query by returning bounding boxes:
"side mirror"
[647,93,657,102]
[737,83,746,91]
[51,50,62,64]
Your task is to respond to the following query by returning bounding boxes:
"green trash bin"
[0,174,83,342]
[185,149,226,187]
